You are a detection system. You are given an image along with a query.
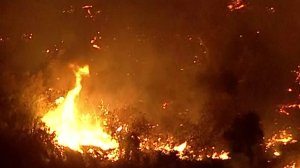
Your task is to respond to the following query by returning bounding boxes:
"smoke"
[1,0,300,145]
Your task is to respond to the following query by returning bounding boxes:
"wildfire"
[138,135,230,161]
[40,65,233,162]
[266,130,297,149]
[279,67,300,115]
[139,136,187,155]
[42,65,118,155]
[265,129,297,158]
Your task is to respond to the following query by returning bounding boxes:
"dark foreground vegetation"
[0,100,293,168]
[0,76,296,168]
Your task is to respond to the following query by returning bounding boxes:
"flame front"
[42,65,118,153]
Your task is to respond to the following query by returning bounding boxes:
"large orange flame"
[42,65,118,153]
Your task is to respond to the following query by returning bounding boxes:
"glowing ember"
[212,151,230,160]
[279,104,300,115]
[295,66,300,84]
[42,65,118,153]
[227,0,246,11]
[266,130,297,150]
[90,33,101,49]
[116,126,123,132]
[279,67,300,115]
[273,151,281,156]
[92,44,101,49]
[284,162,296,168]
[138,135,230,161]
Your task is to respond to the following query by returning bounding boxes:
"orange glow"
[279,104,300,115]
[295,66,300,84]
[273,151,280,156]
[42,65,118,156]
[92,44,100,49]
[284,162,296,168]
[266,130,297,157]
[174,141,187,152]
[212,151,230,160]
[138,135,230,161]
[90,34,101,49]
[227,0,246,11]
[41,65,231,161]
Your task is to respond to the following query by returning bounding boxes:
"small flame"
[212,151,230,160]
[174,141,187,152]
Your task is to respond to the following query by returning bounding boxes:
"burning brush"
[40,64,231,162]
[42,65,119,160]
[39,64,300,167]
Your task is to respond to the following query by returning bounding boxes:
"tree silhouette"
[224,111,266,167]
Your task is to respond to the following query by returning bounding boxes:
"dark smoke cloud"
[1,0,300,142]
